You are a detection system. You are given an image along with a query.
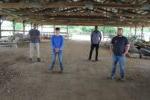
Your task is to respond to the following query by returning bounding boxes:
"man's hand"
[124,44,130,56]
[55,48,59,53]
[110,50,113,56]
[123,52,128,56]
[110,44,113,56]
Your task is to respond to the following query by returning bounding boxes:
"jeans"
[89,44,99,60]
[111,55,126,79]
[49,50,63,71]
[29,43,40,59]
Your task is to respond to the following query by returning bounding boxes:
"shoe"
[60,63,64,71]
[37,58,41,62]
[107,76,115,80]
[29,58,32,62]
[120,78,125,81]
[59,70,63,73]
[95,59,99,61]
[111,76,115,80]
[48,64,54,71]
[49,69,53,72]
[88,58,91,61]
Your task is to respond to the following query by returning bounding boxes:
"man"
[88,26,102,61]
[29,24,41,62]
[49,27,64,72]
[110,28,130,80]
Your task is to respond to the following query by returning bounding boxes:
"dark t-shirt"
[111,36,129,56]
[91,30,101,44]
[29,29,40,43]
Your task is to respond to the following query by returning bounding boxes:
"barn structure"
[0,0,150,100]
[0,0,150,38]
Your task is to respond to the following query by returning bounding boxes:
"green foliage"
[98,26,116,38]
[82,26,94,32]
[11,23,23,30]
[15,23,23,30]
[10,22,150,37]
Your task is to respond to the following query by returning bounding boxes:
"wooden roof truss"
[0,0,149,26]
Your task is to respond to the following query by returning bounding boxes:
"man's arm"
[51,36,55,50]
[91,32,93,43]
[124,38,130,55]
[99,32,102,43]
[37,30,40,42]
[110,38,114,55]
[110,44,113,55]
[28,30,32,41]
[124,44,130,55]
[59,36,64,50]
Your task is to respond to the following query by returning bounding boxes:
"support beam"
[23,20,26,35]
[12,19,16,35]
[53,25,55,34]
[30,22,33,29]
[0,16,2,38]
[141,26,144,40]
[0,2,141,9]
[67,25,69,39]
[135,25,137,36]
[130,27,132,36]
[39,20,150,27]
[0,23,1,38]
[37,24,39,30]
[41,25,43,34]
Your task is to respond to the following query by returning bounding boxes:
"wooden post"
[0,16,2,38]
[129,27,132,36]
[102,26,105,40]
[141,26,144,40]
[12,19,16,35]
[134,25,137,36]
[37,24,39,30]
[67,25,69,39]
[30,22,32,29]
[41,25,43,33]
[0,21,1,38]
[53,25,55,34]
[23,20,26,35]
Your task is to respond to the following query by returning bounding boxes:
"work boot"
[37,58,41,62]
[95,59,99,61]
[29,58,33,62]
[48,64,54,71]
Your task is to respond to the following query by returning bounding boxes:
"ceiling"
[0,0,150,26]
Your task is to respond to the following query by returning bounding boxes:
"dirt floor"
[0,40,150,100]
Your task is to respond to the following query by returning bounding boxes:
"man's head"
[55,27,60,35]
[33,24,37,29]
[95,26,98,31]
[117,28,123,36]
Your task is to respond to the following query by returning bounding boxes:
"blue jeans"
[111,55,126,79]
[49,50,63,71]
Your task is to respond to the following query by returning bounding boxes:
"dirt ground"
[0,40,150,100]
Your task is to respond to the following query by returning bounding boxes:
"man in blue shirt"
[88,26,102,61]
[29,24,41,62]
[110,28,130,80]
[49,27,64,72]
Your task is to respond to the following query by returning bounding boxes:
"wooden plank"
[29,19,150,26]
[0,2,141,9]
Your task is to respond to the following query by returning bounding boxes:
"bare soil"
[0,40,150,100]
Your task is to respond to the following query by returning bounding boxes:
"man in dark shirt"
[110,28,130,80]
[88,26,102,61]
[29,24,41,62]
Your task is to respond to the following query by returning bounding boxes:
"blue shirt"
[29,29,40,43]
[51,35,64,50]
[91,30,101,44]
[111,36,129,56]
